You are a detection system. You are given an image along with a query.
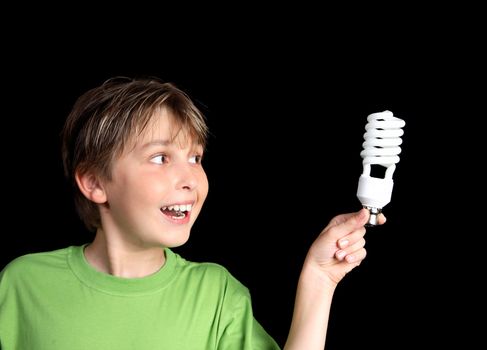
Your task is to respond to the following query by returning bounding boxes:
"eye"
[189,155,202,164]
[150,154,167,164]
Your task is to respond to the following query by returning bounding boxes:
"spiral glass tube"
[357,110,406,226]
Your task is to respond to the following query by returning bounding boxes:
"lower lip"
[160,210,191,225]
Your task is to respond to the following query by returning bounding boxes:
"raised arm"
[284,208,385,350]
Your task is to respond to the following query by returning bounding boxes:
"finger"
[377,213,387,225]
[344,247,367,264]
[337,226,366,249]
[335,237,366,261]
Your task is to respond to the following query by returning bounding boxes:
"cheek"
[117,174,166,204]
[198,172,209,199]
[143,176,170,198]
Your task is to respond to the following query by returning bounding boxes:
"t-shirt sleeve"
[0,261,21,350]
[217,273,281,350]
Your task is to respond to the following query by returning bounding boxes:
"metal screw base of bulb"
[363,206,381,227]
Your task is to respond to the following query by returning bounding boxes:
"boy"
[0,77,384,349]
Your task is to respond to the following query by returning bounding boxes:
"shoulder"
[0,246,74,284]
[170,251,249,296]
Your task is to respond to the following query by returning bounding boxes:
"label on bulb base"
[357,175,394,209]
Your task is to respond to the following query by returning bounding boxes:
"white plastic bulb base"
[357,174,394,226]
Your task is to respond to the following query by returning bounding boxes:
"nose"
[173,163,198,191]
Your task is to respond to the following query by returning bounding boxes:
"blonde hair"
[61,77,208,231]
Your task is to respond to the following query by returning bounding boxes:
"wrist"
[301,257,339,293]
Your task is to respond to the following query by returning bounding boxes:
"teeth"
[162,204,192,212]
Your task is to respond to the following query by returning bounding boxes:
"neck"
[84,230,166,278]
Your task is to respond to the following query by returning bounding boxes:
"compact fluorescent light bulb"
[357,110,405,226]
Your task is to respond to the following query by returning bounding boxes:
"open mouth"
[160,204,192,220]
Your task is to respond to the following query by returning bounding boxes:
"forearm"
[284,260,337,350]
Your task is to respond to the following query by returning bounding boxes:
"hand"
[304,208,386,287]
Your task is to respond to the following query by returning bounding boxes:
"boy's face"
[100,109,208,248]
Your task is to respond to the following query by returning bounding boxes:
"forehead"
[133,108,194,148]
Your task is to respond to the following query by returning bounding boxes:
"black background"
[0,19,481,349]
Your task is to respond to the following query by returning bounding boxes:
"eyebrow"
[138,139,203,152]
[140,140,172,149]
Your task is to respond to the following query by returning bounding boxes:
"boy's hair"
[61,76,208,232]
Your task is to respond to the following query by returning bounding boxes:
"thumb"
[336,208,369,231]
[327,208,369,230]
[342,208,370,230]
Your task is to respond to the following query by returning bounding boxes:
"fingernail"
[339,239,349,248]
[346,255,355,263]
[336,250,346,260]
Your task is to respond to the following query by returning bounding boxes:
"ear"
[75,170,107,204]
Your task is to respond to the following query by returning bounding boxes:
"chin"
[163,230,191,248]
[166,239,190,248]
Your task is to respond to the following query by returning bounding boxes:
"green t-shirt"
[0,246,280,350]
